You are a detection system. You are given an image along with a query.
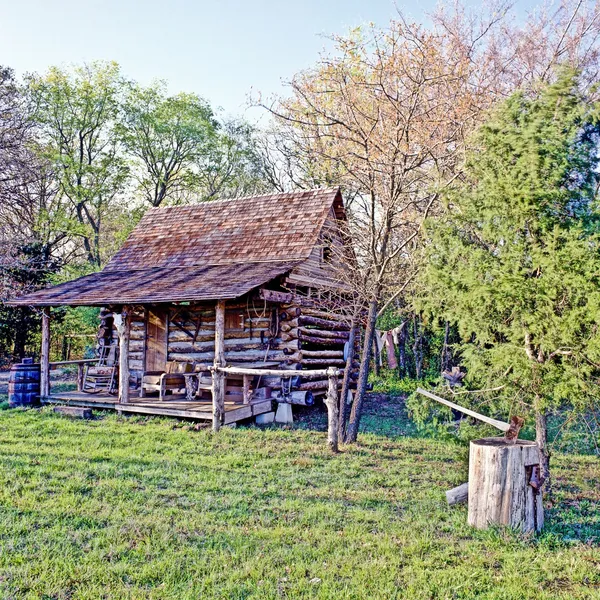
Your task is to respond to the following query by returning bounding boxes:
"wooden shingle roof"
[7,189,344,306]
[106,188,342,271]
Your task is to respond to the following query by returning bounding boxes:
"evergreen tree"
[415,70,600,489]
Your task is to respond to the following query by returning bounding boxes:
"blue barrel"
[8,358,41,407]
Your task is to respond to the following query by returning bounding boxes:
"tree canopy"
[414,70,600,483]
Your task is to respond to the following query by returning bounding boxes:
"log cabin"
[7,188,358,428]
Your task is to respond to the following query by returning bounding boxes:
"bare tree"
[260,0,600,442]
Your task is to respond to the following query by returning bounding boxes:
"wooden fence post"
[212,300,226,431]
[40,307,51,398]
[325,367,339,452]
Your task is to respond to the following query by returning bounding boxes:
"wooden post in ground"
[40,307,51,398]
[242,374,252,404]
[325,367,339,452]
[117,306,131,404]
[212,300,226,432]
[468,438,544,532]
[77,362,84,392]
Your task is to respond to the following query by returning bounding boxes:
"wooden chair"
[82,345,118,395]
[140,361,193,401]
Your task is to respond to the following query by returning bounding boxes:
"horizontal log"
[446,483,469,506]
[299,315,350,331]
[299,327,349,340]
[277,390,314,406]
[259,289,293,303]
[280,320,298,332]
[280,307,301,319]
[168,350,290,362]
[297,307,351,322]
[169,340,270,354]
[302,358,347,366]
[217,366,340,378]
[301,349,344,358]
[299,333,347,346]
[282,344,303,354]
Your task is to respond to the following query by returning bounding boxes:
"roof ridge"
[148,187,340,212]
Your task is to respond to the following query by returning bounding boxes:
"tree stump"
[468,437,543,533]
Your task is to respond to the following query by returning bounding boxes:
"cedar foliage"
[414,70,600,486]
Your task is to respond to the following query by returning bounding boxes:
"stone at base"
[54,406,92,419]
[275,403,293,424]
[255,411,275,425]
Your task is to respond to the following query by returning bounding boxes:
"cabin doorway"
[145,308,168,372]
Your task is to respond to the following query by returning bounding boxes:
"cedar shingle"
[8,189,344,307]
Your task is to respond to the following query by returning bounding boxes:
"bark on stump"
[468,437,544,533]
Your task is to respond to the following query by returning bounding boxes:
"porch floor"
[43,391,273,424]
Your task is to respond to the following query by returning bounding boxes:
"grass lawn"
[0,396,598,599]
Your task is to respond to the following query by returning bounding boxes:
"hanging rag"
[384,330,398,369]
[374,330,386,366]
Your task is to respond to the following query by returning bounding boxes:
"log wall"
[106,287,360,396]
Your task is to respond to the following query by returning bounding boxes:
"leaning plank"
[416,388,510,433]
[54,406,93,419]
[446,482,469,506]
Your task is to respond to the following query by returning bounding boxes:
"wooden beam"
[40,307,51,398]
[259,289,293,303]
[212,299,226,432]
[117,306,132,404]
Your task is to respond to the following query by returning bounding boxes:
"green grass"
[0,398,598,599]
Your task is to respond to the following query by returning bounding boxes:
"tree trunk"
[535,409,551,496]
[325,367,339,452]
[468,437,543,532]
[372,336,380,376]
[345,298,378,443]
[397,320,407,378]
[413,314,423,379]
[338,319,356,441]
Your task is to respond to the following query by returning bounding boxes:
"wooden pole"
[325,366,339,452]
[40,307,51,398]
[117,306,131,404]
[212,299,226,432]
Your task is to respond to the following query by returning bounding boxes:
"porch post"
[40,307,51,398]
[118,305,131,404]
[212,299,226,431]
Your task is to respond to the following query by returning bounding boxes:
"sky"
[1,0,540,122]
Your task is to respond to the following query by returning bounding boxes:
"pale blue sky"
[1,0,539,121]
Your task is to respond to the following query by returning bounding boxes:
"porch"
[43,390,274,424]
